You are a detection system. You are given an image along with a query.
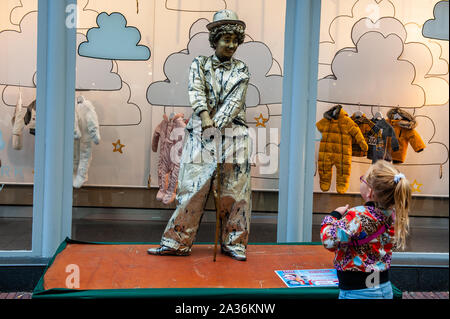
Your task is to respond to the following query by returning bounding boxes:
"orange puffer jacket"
[387,108,426,164]
[316,105,368,194]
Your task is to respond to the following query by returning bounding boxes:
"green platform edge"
[32,238,402,299]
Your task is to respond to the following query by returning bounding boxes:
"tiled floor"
[0,292,32,299]
[0,291,447,299]
[402,291,449,299]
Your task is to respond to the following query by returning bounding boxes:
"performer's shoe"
[147,245,190,256]
[221,246,247,261]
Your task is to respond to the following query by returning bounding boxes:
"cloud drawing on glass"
[8,0,98,30]
[76,33,123,91]
[318,0,449,77]
[233,41,283,105]
[318,32,425,107]
[423,1,449,41]
[147,19,284,107]
[0,11,37,87]
[0,11,123,98]
[146,31,259,107]
[350,17,449,106]
[79,80,142,127]
[79,12,151,61]
[165,0,227,13]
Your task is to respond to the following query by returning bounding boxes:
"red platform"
[35,239,401,299]
[41,242,335,290]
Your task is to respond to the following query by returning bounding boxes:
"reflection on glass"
[0,6,37,250]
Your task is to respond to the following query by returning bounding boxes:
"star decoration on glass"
[112,139,125,154]
[255,113,269,128]
[411,179,423,193]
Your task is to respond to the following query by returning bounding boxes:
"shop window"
[0,4,38,250]
[313,0,449,252]
[69,0,285,244]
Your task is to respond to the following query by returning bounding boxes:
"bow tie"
[212,60,232,71]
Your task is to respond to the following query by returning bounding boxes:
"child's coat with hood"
[11,92,27,150]
[11,91,36,151]
[316,105,368,194]
[350,113,380,157]
[387,108,426,164]
[367,115,400,163]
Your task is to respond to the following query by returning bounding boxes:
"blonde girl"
[320,160,411,299]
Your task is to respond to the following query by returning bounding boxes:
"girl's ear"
[369,188,375,200]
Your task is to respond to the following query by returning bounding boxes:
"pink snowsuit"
[152,113,187,204]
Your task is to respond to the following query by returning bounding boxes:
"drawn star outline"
[255,113,269,128]
[112,139,125,154]
[411,179,423,193]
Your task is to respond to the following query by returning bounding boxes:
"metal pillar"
[277,0,322,242]
[34,0,77,257]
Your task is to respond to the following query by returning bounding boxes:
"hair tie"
[394,173,405,184]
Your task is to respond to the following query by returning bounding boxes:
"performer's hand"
[334,204,349,216]
[200,111,215,130]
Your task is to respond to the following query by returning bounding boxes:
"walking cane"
[213,160,222,262]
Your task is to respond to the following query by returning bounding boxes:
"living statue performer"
[148,10,252,261]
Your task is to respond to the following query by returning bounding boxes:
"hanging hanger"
[354,102,363,118]
[163,106,173,120]
[374,104,383,120]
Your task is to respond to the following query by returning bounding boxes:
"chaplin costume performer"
[148,10,252,261]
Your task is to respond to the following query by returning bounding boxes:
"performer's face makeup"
[215,33,239,60]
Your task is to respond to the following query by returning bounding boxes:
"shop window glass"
[70,0,284,244]
[313,0,449,253]
[0,3,38,250]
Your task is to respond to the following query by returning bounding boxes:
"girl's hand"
[334,204,349,216]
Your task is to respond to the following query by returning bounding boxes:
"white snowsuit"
[73,96,100,188]
[11,92,27,150]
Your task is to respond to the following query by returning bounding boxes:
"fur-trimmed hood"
[323,105,348,120]
[387,107,417,129]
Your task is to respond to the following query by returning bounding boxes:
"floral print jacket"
[320,202,395,273]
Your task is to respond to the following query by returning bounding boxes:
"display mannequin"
[148,10,252,261]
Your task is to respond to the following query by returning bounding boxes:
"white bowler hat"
[206,9,246,31]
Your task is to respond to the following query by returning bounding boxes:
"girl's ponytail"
[393,175,411,250]
[366,160,412,250]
